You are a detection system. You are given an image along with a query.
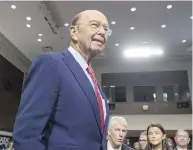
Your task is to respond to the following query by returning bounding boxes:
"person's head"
[147,123,166,149]
[139,131,148,150]
[69,10,111,63]
[134,142,140,150]
[165,138,174,150]
[108,116,128,149]
[174,129,190,149]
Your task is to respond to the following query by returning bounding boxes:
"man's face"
[139,135,147,150]
[71,11,109,57]
[175,131,190,148]
[108,123,127,148]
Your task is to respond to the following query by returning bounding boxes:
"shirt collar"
[107,141,122,150]
[176,146,188,150]
[68,46,89,71]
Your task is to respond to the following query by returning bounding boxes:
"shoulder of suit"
[33,50,67,64]
[122,144,134,150]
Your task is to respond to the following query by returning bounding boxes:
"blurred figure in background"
[146,123,168,150]
[165,138,174,150]
[174,129,190,150]
[104,116,134,150]
[133,142,140,150]
[139,131,148,150]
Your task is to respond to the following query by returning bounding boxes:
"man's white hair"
[108,116,128,129]
[140,131,147,136]
[175,129,189,137]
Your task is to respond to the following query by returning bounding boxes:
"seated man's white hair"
[140,131,147,136]
[108,116,128,129]
[175,129,189,137]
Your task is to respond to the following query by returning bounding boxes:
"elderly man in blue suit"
[13,9,111,150]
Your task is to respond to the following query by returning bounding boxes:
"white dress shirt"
[107,141,122,150]
[176,146,188,150]
[68,46,107,121]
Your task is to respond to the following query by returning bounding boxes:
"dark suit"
[13,50,109,150]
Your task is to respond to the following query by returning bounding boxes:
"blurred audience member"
[133,142,140,150]
[139,131,147,150]
[165,138,174,150]
[146,123,168,150]
[104,116,134,150]
[174,129,190,150]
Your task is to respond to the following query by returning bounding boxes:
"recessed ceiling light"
[115,43,119,46]
[182,40,186,43]
[111,21,116,25]
[26,17,31,21]
[142,41,148,44]
[37,39,42,42]
[131,7,136,12]
[161,24,166,28]
[167,5,172,9]
[190,16,193,19]
[130,27,135,30]
[26,24,31,28]
[11,5,16,9]
[38,33,43,37]
[64,23,69,27]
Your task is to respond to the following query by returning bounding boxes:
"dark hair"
[146,123,167,150]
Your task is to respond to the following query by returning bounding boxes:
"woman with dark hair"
[146,123,169,150]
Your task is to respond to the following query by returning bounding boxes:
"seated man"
[103,116,134,150]
[174,129,190,150]
[138,131,147,150]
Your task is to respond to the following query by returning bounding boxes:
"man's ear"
[69,25,78,41]
[107,129,111,136]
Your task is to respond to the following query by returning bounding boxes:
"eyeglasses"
[75,20,112,37]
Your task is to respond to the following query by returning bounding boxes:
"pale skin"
[175,130,190,149]
[108,123,127,149]
[69,10,109,64]
[148,127,166,150]
[139,134,148,150]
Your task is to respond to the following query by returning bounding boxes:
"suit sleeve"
[13,54,59,150]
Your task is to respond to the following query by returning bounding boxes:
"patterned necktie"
[87,66,104,133]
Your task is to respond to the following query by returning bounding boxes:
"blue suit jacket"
[13,50,109,150]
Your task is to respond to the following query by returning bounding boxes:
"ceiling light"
[130,27,135,30]
[64,23,69,27]
[11,5,16,9]
[26,24,31,28]
[190,16,193,19]
[182,40,186,43]
[38,33,43,37]
[111,21,116,25]
[123,47,164,58]
[37,39,42,42]
[142,41,148,44]
[26,17,31,21]
[167,5,172,9]
[161,24,166,28]
[131,7,136,12]
[110,85,115,88]
[115,43,119,46]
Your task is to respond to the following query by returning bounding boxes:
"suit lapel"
[62,50,102,136]
[99,87,109,139]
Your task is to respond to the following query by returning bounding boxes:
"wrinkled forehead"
[140,135,147,139]
[177,131,189,137]
[79,11,109,25]
[111,122,127,130]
